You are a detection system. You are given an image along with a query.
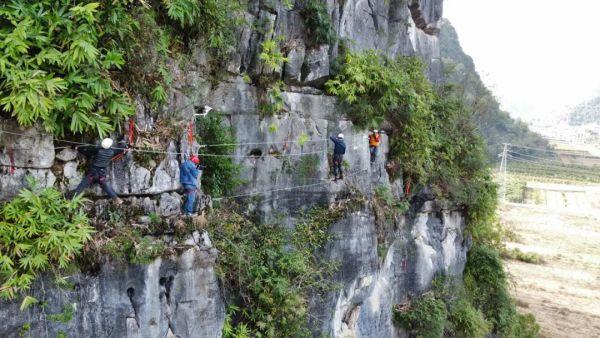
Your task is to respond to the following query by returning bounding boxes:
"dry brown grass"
[500,203,600,338]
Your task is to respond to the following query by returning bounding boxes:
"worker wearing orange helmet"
[369,129,381,164]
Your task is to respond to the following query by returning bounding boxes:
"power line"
[499,143,508,202]
[507,154,599,172]
[508,150,600,167]
[507,144,600,159]
[507,156,600,177]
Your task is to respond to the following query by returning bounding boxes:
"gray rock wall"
[0,234,223,338]
[0,1,468,337]
[308,202,467,338]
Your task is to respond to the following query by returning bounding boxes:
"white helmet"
[101,138,113,149]
[337,133,344,139]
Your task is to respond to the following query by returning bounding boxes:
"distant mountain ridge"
[568,96,600,126]
[439,19,549,158]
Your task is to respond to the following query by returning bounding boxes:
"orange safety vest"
[369,133,380,147]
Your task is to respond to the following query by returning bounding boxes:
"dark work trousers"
[333,154,344,178]
[73,167,118,199]
[370,146,378,163]
[182,185,197,214]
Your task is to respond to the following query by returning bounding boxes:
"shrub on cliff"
[0,183,94,300]
[465,245,540,337]
[446,298,491,338]
[209,205,347,337]
[300,0,336,47]
[394,293,447,338]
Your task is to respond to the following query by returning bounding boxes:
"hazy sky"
[444,0,600,121]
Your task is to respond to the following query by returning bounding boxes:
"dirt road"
[500,203,600,338]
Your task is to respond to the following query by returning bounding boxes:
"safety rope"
[187,120,194,151]
[0,129,330,158]
[212,169,368,201]
[111,118,137,162]
[8,148,15,175]
[129,118,136,144]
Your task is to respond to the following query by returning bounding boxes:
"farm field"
[500,202,600,338]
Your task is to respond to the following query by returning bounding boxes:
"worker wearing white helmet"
[330,133,346,181]
[101,138,113,149]
[71,137,127,204]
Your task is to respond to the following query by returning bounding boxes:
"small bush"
[503,248,543,265]
[297,133,310,146]
[101,227,166,265]
[393,293,447,338]
[513,313,541,338]
[374,186,409,218]
[259,38,288,73]
[258,81,286,117]
[0,184,94,300]
[48,303,75,323]
[297,154,320,182]
[162,0,201,27]
[447,299,491,338]
[505,179,527,203]
[300,0,336,46]
[464,245,540,337]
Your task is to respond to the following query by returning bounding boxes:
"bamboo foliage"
[0,183,94,300]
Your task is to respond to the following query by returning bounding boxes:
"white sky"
[443,0,600,121]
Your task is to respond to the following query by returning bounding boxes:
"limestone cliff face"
[0,1,470,337]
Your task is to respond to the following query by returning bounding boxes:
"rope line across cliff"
[211,169,368,201]
[0,129,329,148]
[0,129,330,159]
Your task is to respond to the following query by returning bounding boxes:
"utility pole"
[499,143,509,202]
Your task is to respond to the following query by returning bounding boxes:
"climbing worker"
[330,133,346,181]
[180,155,204,216]
[71,138,126,204]
[369,129,381,164]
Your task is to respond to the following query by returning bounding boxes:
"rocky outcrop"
[0,233,223,338]
[0,1,465,337]
[308,199,467,337]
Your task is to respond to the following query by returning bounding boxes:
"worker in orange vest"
[369,129,380,164]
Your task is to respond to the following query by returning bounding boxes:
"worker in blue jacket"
[180,155,204,216]
[330,133,346,181]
